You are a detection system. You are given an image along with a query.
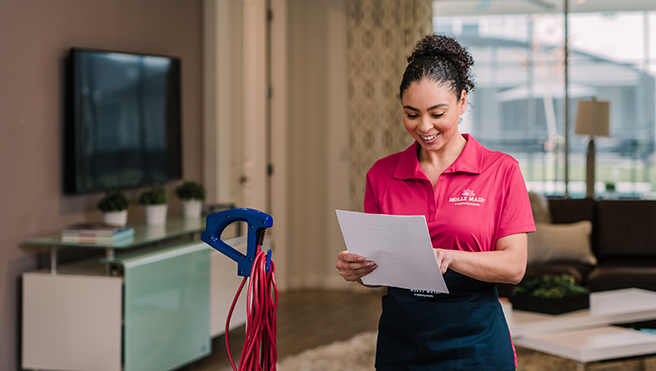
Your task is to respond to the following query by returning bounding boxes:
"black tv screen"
[65,48,182,194]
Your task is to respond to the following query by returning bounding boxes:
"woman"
[336,34,535,370]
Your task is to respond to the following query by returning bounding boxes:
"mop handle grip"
[201,208,273,277]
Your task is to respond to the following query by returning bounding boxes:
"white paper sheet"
[336,210,448,293]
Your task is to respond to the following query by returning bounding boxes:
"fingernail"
[365,261,374,267]
[357,257,364,261]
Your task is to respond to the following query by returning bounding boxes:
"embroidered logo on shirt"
[462,188,475,197]
[449,188,486,206]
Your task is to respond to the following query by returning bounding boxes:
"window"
[433,0,656,199]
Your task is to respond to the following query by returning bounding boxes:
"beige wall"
[0,1,203,369]
[286,0,352,289]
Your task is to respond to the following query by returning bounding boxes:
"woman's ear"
[458,90,467,115]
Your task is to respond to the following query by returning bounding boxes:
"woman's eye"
[406,113,419,119]
[432,113,444,118]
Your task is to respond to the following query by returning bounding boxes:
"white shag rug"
[274,331,656,371]
[277,332,377,371]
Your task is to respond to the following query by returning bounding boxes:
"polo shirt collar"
[392,133,484,180]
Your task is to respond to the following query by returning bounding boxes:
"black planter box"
[510,294,590,315]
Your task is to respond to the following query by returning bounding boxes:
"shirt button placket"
[433,176,448,216]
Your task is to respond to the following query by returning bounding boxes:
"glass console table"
[20,216,231,371]
[23,216,205,274]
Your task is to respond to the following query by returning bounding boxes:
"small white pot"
[145,204,168,226]
[182,200,203,219]
[104,210,128,226]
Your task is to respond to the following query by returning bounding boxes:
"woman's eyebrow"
[402,104,449,111]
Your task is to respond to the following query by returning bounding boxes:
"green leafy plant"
[174,181,206,201]
[137,185,169,205]
[96,189,130,212]
[512,274,589,299]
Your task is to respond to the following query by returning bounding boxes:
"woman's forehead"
[402,80,459,105]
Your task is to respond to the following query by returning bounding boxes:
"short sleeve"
[364,170,380,214]
[496,162,536,239]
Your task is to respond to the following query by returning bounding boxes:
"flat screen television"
[64,48,182,194]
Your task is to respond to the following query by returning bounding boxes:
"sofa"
[497,195,656,298]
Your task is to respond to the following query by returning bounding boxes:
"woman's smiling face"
[401,79,467,154]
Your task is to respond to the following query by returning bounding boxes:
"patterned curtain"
[347,0,434,211]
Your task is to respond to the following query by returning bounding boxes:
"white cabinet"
[21,237,247,371]
[22,266,123,371]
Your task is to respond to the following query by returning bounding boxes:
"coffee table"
[503,288,656,363]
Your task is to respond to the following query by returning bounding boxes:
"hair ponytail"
[399,34,475,100]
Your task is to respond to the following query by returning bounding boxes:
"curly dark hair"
[399,34,475,100]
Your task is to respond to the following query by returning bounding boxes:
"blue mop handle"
[201,208,273,277]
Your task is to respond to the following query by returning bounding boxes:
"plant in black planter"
[511,274,590,314]
[138,185,169,226]
[97,189,130,226]
[174,181,206,219]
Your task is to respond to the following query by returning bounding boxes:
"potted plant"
[175,181,206,218]
[97,189,130,226]
[511,274,590,315]
[138,185,169,226]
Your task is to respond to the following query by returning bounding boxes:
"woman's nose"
[419,115,433,132]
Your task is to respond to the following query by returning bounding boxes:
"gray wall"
[0,1,203,369]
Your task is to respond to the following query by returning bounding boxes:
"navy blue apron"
[375,270,515,371]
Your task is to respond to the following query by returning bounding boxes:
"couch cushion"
[595,200,656,261]
[586,259,656,292]
[528,221,597,265]
[548,197,595,224]
[529,191,552,224]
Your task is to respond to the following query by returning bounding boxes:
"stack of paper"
[336,210,448,293]
[61,222,134,244]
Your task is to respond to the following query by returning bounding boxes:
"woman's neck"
[418,133,467,170]
[417,133,467,188]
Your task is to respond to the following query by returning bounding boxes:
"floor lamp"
[575,98,610,198]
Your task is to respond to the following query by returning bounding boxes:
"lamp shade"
[575,99,610,137]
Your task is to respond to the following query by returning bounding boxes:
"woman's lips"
[420,133,439,142]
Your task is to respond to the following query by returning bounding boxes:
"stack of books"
[61,222,135,244]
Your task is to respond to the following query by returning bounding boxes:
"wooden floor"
[178,288,384,371]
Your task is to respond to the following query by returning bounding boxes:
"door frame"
[203,0,288,289]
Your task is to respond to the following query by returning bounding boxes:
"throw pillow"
[527,221,597,265]
[528,191,552,224]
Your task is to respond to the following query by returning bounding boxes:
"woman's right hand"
[336,250,377,283]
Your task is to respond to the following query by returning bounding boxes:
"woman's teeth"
[421,133,439,141]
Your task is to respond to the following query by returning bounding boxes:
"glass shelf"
[24,216,205,250]
[23,216,207,274]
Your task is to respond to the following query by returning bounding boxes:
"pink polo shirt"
[364,134,536,252]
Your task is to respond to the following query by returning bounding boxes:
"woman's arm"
[433,233,527,285]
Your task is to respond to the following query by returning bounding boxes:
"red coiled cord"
[225,250,278,371]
